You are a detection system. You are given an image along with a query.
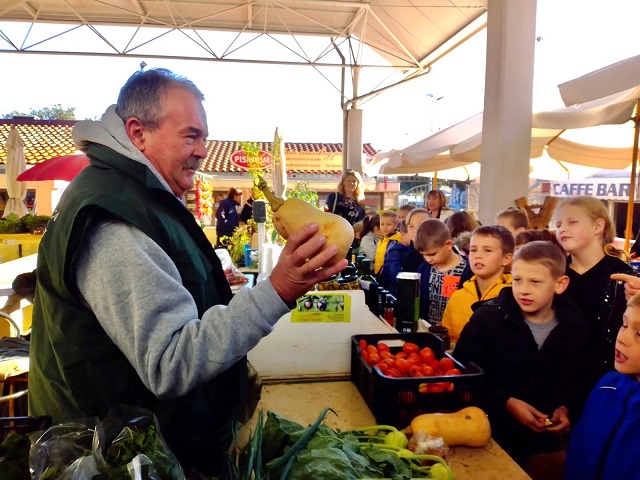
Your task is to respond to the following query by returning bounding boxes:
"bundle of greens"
[228,408,454,480]
[0,432,31,480]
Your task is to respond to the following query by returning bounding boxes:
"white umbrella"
[557,56,640,250]
[272,127,287,198]
[4,128,28,217]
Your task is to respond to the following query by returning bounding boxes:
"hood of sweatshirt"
[72,104,177,199]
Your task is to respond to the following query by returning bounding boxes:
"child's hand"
[506,397,548,432]
[610,273,640,300]
[545,406,570,433]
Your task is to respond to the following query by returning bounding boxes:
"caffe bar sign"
[230,150,273,170]
[551,179,635,201]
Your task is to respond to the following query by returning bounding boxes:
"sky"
[1,0,640,152]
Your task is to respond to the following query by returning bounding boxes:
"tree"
[2,104,76,120]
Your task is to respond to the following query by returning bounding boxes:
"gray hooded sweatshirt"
[71,106,290,398]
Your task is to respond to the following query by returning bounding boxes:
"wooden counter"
[244,380,530,480]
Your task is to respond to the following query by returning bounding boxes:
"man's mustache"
[184,158,202,170]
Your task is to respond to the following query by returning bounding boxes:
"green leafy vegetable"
[230,410,455,479]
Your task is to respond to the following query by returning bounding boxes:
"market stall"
[244,288,531,479]
[245,381,530,479]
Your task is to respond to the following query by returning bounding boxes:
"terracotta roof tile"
[0,118,78,164]
[1,119,377,174]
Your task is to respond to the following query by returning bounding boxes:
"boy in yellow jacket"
[374,210,402,274]
[442,225,514,342]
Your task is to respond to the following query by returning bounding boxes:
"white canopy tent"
[556,54,640,249]
[370,84,640,181]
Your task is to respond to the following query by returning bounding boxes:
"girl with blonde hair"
[555,196,634,376]
[324,170,365,225]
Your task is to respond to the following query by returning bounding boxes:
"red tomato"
[376,362,389,374]
[419,347,436,364]
[387,368,401,377]
[429,359,441,371]
[367,345,379,356]
[445,368,461,376]
[439,357,455,372]
[403,342,420,354]
[420,365,435,377]
[428,384,446,393]
[409,365,422,377]
[406,358,418,369]
[368,353,380,366]
[433,381,451,392]
[358,339,367,350]
[378,343,391,352]
[360,349,369,364]
[418,383,429,394]
[383,358,396,368]
[407,352,421,363]
[379,350,393,360]
[395,351,408,359]
[395,358,410,373]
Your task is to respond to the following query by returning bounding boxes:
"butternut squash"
[409,406,491,447]
[256,177,354,265]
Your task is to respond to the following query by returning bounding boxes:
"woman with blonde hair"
[324,170,366,225]
[426,189,454,222]
[555,196,634,377]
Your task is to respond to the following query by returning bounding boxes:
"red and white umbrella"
[17,154,90,182]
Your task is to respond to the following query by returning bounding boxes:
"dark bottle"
[355,254,366,276]
[359,258,379,315]
[383,293,396,327]
[395,272,421,333]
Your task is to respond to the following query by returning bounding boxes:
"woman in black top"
[324,170,365,225]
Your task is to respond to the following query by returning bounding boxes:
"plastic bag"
[29,421,96,480]
[407,430,450,463]
[29,406,185,480]
[94,405,184,480]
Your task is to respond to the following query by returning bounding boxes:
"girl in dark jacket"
[555,196,635,378]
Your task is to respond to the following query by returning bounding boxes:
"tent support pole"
[624,99,640,252]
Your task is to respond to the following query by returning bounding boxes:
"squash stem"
[256,177,284,211]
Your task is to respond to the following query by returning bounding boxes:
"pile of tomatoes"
[358,339,462,394]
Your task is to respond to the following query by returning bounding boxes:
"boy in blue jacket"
[564,292,640,480]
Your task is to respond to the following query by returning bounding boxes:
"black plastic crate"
[351,333,484,428]
[0,416,52,440]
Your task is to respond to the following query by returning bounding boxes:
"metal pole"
[624,99,640,252]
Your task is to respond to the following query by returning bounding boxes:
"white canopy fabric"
[371,83,640,178]
[558,54,640,107]
[4,128,28,217]
[555,54,640,249]
[369,113,483,170]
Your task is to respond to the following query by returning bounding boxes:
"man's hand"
[610,273,640,300]
[506,397,548,433]
[270,223,348,305]
[545,405,570,433]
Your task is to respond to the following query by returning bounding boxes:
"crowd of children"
[357,194,640,479]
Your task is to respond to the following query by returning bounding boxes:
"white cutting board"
[248,290,395,380]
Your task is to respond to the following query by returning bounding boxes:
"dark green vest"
[29,144,246,472]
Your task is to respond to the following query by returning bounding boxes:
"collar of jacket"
[472,286,579,325]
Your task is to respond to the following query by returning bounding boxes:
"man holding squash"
[28,68,347,476]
